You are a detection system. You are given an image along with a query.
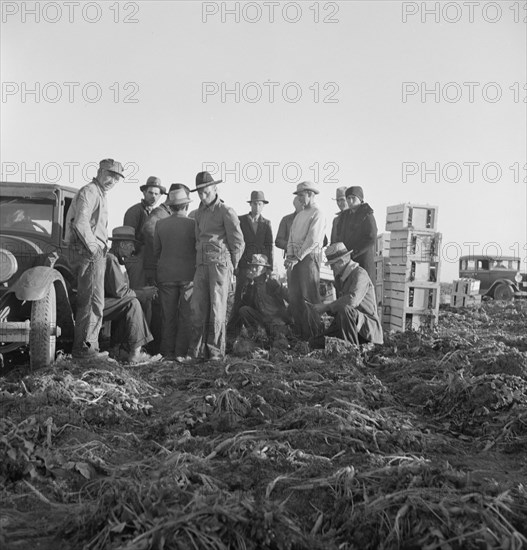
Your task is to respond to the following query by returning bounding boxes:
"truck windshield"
[0,198,54,235]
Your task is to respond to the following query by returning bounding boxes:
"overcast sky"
[1,0,526,281]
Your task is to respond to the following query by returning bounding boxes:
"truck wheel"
[29,285,57,369]
[493,283,514,301]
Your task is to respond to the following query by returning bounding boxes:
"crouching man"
[311,242,383,347]
[104,226,157,363]
[233,254,291,343]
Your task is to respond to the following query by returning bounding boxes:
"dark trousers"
[103,297,152,351]
[289,254,323,340]
[189,263,232,360]
[230,267,249,323]
[238,306,287,340]
[325,307,367,346]
[71,246,106,354]
[158,281,193,357]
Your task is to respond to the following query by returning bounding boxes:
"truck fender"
[11,266,68,302]
[487,278,517,295]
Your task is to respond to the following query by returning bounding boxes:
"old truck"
[0,182,77,368]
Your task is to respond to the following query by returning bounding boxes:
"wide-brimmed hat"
[109,226,139,243]
[190,171,222,193]
[140,176,167,194]
[247,190,269,204]
[333,186,347,201]
[345,186,364,201]
[167,183,190,195]
[99,158,125,178]
[325,242,353,265]
[248,254,271,268]
[293,181,319,195]
[166,187,192,206]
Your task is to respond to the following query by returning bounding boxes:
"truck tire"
[493,283,514,301]
[29,285,57,369]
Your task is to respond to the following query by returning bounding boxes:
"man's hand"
[284,257,299,270]
[142,286,158,300]
[311,302,327,314]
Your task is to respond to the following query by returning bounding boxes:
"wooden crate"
[384,282,440,310]
[450,294,482,307]
[375,233,391,256]
[452,278,480,295]
[383,309,438,332]
[387,261,440,283]
[388,230,442,262]
[386,203,438,232]
[375,256,391,283]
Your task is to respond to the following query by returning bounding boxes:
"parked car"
[0,182,78,368]
[458,255,527,301]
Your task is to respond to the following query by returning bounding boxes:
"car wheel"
[29,285,57,369]
[493,283,514,301]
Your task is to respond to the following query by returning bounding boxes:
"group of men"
[65,158,382,364]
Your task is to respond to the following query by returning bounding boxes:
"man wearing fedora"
[334,186,378,288]
[123,176,166,289]
[330,186,348,243]
[103,226,157,363]
[153,188,196,359]
[186,171,244,362]
[234,254,291,342]
[65,158,125,360]
[285,181,326,340]
[229,190,274,330]
[311,242,383,347]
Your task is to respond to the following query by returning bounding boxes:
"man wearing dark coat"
[153,187,196,359]
[230,190,274,330]
[123,176,166,289]
[312,242,383,347]
[103,226,157,363]
[334,186,378,287]
[275,195,303,256]
[234,254,291,342]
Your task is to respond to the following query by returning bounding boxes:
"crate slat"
[386,203,438,232]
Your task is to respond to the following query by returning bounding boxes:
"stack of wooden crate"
[450,278,482,307]
[382,203,442,332]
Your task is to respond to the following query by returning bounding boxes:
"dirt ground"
[1,301,527,549]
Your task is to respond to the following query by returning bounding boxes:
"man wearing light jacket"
[284,181,326,340]
[65,158,125,360]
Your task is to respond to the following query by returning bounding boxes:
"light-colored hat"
[247,190,269,204]
[99,158,124,178]
[293,181,319,195]
[325,242,353,265]
[109,226,139,243]
[248,254,271,267]
[333,186,347,200]
[166,187,192,206]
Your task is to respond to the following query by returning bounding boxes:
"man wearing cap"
[123,176,166,289]
[103,226,157,363]
[153,188,196,359]
[284,181,326,340]
[330,186,348,243]
[65,158,125,360]
[186,171,245,362]
[335,186,378,287]
[311,242,383,347]
[234,254,291,342]
[229,190,274,330]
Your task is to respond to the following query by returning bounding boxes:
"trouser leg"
[206,263,232,359]
[72,249,106,353]
[334,307,360,346]
[106,298,152,351]
[189,265,209,358]
[158,283,179,356]
[290,254,322,340]
[174,281,193,357]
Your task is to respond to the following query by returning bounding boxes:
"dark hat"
[248,254,271,268]
[247,190,269,204]
[345,186,364,201]
[109,226,139,243]
[167,183,191,195]
[293,181,319,195]
[99,158,124,178]
[166,187,192,206]
[325,242,353,265]
[140,176,166,194]
[190,171,222,193]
